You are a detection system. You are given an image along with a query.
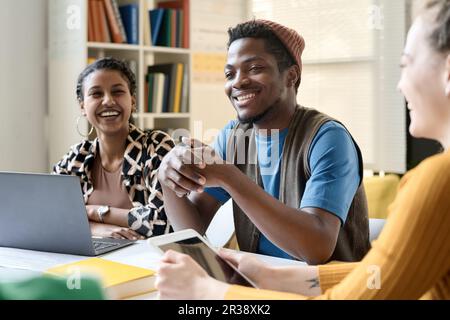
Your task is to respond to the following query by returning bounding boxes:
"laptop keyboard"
[93,240,120,252]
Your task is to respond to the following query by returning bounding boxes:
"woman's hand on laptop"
[89,222,144,240]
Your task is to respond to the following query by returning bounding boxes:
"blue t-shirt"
[205,120,361,260]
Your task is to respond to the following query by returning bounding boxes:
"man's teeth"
[236,93,256,101]
[100,111,120,117]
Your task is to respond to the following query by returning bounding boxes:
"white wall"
[0,0,48,173]
[190,0,247,143]
[250,0,407,173]
[48,0,87,169]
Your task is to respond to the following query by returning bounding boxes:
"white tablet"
[148,229,258,288]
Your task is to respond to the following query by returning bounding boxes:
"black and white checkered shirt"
[53,123,175,237]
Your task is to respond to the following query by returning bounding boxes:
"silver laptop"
[0,172,135,256]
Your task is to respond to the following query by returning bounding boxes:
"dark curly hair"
[423,0,450,53]
[76,57,137,102]
[227,20,295,73]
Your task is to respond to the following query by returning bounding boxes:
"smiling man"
[158,20,370,264]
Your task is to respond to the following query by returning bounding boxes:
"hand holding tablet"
[148,229,258,288]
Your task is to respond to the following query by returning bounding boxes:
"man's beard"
[238,104,275,125]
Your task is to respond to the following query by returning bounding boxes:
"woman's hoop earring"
[76,115,94,138]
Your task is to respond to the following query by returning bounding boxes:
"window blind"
[250,0,407,173]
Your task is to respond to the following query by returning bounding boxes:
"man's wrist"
[220,165,241,191]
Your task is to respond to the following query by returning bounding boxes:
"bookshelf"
[48,0,191,167]
[87,0,191,132]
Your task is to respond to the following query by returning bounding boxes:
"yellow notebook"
[46,258,156,299]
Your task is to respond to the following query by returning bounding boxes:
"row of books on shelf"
[86,57,188,114]
[88,0,135,44]
[145,63,189,113]
[88,0,189,48]
[149,2,189,48]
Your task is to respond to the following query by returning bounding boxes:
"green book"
[0,276,104,300]
[157,9,171,46]
[147,73,154,112]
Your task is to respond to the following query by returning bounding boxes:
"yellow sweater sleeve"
[317,262,359,292]
[226,151,450,300]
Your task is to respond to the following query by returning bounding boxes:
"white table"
[0,241,305,299]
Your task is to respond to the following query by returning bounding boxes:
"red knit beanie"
[255,19,305,88]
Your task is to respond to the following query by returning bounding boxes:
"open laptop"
[0,172,135,256]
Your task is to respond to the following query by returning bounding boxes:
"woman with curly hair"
[54,57,174,240]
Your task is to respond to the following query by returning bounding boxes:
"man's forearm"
[220,167,336,264]
[161,184,209,234]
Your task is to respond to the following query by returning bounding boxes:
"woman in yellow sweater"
[154,0,450,300]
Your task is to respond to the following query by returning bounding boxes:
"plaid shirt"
[53,124,175,237]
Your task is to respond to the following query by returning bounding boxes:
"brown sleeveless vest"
[226,105,371,263]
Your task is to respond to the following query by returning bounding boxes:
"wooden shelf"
[88,42,191,55]
[87,42,140,51]
[142,46,190,55]
[139,113,190,118]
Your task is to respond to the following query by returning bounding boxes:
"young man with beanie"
[158,20,370,265]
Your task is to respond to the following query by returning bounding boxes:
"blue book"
[149,9,165,46]
[119,4,139,45]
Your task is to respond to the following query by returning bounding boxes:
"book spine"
[110,0,127,43]
[143,1,151,46]
[103,0,124,43]
[168,64,177,113]
[162,76,170,113]
[180,65,189,113]
[144,74,149,113]
[90,0,101,42]
[149,9,163,46]
[177,9,182,48]
[148,73,154,112]
[98,0,112,42]
[185,0,189,48]
[88,0,95,41]
[120,4,139,45]
[155,73,165,114]
[152,73,159,113]
[131,5,139,45]
[171,9,176,48]
[173,63,183,113]
[163,9,171,47]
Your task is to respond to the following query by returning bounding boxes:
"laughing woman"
[54,57,174,240]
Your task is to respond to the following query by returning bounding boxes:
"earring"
[76,115,94,138]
